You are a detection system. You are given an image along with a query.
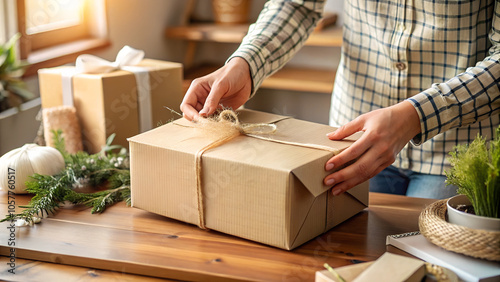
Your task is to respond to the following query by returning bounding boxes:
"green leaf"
[0,33,33,113]
[446,127,500,218]
[51,129,70,161]
[0,54,7,68]
[106,133,116,145]
[4,33,21,51]
[99,133,126,155]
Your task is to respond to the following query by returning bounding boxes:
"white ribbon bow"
[62,46,153,132]
[75,45,144,73]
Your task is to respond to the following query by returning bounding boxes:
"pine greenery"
[1,131,131,225]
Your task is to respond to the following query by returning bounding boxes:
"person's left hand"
[324,101,421,195]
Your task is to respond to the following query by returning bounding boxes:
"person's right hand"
[180,57,253,121]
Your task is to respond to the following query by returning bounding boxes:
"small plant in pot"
[445,126,500,231]
[0,33,34,113]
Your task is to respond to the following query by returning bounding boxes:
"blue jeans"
[369,165,458,199]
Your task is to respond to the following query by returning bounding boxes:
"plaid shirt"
[230,0,500,175]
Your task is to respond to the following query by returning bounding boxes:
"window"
[24,0,87,50]
[16,0,109,76]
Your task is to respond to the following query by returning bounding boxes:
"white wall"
[93,0,190,62]
[325,0,344,25]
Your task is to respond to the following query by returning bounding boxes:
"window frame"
[22,0,90,51]
[15,0,110,76]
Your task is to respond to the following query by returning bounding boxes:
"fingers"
[324,144,376,187]
[182,101,204,121]
[180,98,199,122]
[324,133,396,196]
[324,129,372,172]
[180,58,252,121]
[181,71,235,120]
[181,79,208,121]
[322,103,421,196]
[324,112,385,195]
[199,80,226,117]
[325,153,393,196]
[330,160,390,196]
[324,124,396,195]
[327,117,364,140]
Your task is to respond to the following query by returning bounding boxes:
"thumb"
[327,118,364,140]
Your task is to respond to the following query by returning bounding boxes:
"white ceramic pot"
[447,194,500,231]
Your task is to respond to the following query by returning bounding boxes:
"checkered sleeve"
[408,2,500,145]
[227,0,325,96]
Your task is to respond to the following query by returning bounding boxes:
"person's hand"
[181,57,253,121]
[324,101,421,195]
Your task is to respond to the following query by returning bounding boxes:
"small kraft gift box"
[39,46,183,153]
[128,109,369,250]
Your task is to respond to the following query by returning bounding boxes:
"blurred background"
[0,0,343,154]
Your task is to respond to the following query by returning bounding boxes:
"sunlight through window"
[25,0,85,34]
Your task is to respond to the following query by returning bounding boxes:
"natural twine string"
[192,110,340,229]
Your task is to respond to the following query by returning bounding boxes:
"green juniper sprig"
[1,131,131,225]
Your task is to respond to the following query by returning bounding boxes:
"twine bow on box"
[61,46,153,132]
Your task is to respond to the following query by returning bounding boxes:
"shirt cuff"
[226,50,263,98]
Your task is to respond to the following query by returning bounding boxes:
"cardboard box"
[353,253,425,282]
[316,253,425,282]
[128,109,369,250]
[39,59,183,153]
[316,262,374,282]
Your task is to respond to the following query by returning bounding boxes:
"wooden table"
[0,192,433,281]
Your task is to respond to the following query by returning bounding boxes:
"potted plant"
[445,126,500,231]
[0,33,40,156]
[0,33,34,111]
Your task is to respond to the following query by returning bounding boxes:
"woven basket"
[419,199,500,261]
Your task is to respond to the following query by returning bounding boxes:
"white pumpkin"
[0,144,65,194]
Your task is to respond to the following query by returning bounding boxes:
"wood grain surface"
[0,257,170,281]
[0,191,433,281]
